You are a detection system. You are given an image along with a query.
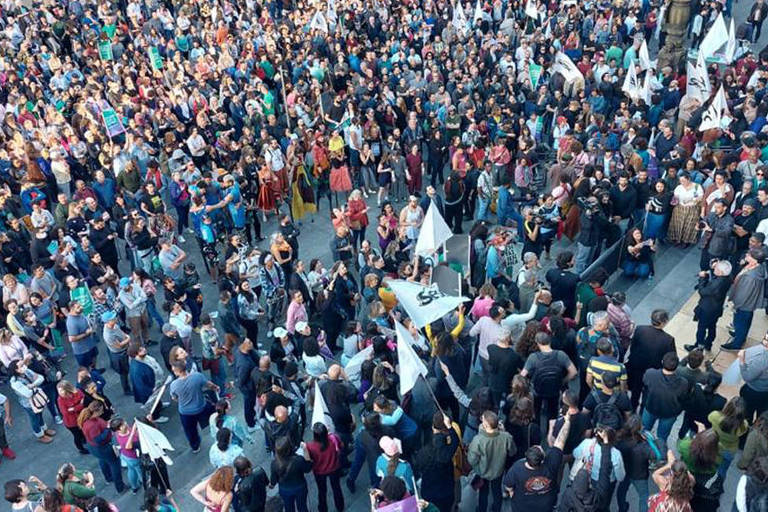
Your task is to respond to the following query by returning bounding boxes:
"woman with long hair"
[374,436,415,493]
[615,415,656,512]
[678,427,721,512]
[208,427,244,469]
[649,458,695,512]
[56,380,88,454]
[190,466,234,512]
[209,399,249,447]
[305,422,345,512]
[56,463,96,507]
[144,486,180,512]
[77,401,125,494]
[667,171,704,248]
[503,397,540,462]
[515,320,542,359]
[622,227,655,279]
[270,436,313,512]
[709,397,749,485]
[644,179,671,241]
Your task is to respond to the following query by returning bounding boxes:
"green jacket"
[62,471,96,505]
[467,428,516,480]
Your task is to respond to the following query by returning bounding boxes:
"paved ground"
[3,9,767,512]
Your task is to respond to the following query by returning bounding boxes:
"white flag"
[310,10,329,32]
[552,52,583,83]
[452,1,469,32]
[388,279,468,328]
[699,85,730,131]
[638,39,651,70]
[395,321,428,396]
[725,18,737,63]
[474,0,483,21]
[687,52,711,102]
[699,13,728,60]
[641,70,653,105]
[525,0,538,19]
[622,64,641,99]
[415,201,453,256]
[344,345,373,387]
[136,420,175,465]
[311,381,335,432]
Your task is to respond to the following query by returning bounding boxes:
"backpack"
[641,430,667,470]
[590,390,623,430]
[531,353,566,398]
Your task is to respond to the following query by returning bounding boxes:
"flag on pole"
[415,201,453,256]
[725,18,737,63]
[641,70,653,105]
[552,52,583,83]
[638,39,651,70]
[387,280,468,328]
[699,13,729,60]
[395,321,428,396]
[135,420,175,465]
[686,52,711,102]
[699,85,730,131]
[525,0,538,19]
[474,0,483,21]
[311,381,335,432]
[622,63,641,99]
[344,345,374,386]
[452,1,469,32]
[310,10,329,32]
[529,62,542,88]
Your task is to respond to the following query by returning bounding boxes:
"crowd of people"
[4,0,768,510]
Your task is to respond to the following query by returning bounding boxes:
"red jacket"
[347,198,369,228]
[305,434,343,475]
[57,391,85,428]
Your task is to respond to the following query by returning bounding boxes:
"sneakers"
[684,344,698,352]
[36,435,53,444]
[192,447,201,454]
[2,447,16,459]
[178,235,186,243]
[153,416,170,424]
[720,342,742,351]
[247,425,259,433]
[132,488,140,495]
[54,416,63,425]
[162,401,171,408]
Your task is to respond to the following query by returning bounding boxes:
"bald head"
[328,364,342,380]
[275,405,288,423]
[259,355,271,371]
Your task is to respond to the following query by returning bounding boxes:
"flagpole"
[280,66,291,131]
[418,373,446,416]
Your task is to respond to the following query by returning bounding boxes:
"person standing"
[78,401,125,494]
[128,344,169,423]
[627,310,676,411]
[641,352,691,443]
[698,198,734,271]
[305,422,345,512]
[722,247,767,350]
[101,311,131,395]
[738,332,768,422]
[749,0,768,42]
[66,301,99,369]
[467,411,516,512]
[685,260,733,352]
[234,339,259,432]
[475,164,494,222]
[413,412,461,512]
[169,361,219,453]
[118,276,151,347]
[233,456,269,512]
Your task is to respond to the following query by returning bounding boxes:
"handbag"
[29,387,49,414]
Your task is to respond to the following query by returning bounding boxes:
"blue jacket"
[92,178,117,210]
[129,358,156,404]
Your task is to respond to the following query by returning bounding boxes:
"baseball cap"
[273,327,288,338]
[101,311,117,323]
[119,277,131,289]
[295,321,309,332]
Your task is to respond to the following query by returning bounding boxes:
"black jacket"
[695,274,732,318]
[233,469,268,512]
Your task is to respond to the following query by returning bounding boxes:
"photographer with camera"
[686,260,733,352]
[574,196,608,275]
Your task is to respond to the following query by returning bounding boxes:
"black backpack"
[531,353,565,398]
[591,390,623,430]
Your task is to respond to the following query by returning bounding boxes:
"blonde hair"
[77,401,104,429]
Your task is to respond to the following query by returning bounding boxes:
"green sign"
[98,40,113,61]
[70,286,94,316]
[529,63,542,89]
[149,46,163,70]
[101,107,125,137]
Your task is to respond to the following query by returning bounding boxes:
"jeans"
[574,242,595,275]
[74,347,98,368]
[127,312,150,345]
[23,407,46,437]
[242,389,257,428]
[121,454,143,490]
[445,203,463,234]
[622,260,651,278]
[475,196,491,222]
[644,212,666,240]
[108,350,131,393]
[279,484,309,512]
[732,308,754,348]
[717,449,734,478]
[208,357,227,390]
[351,227,366,249]
[88,444,125,493]
[175,204,190,234]
[179,403,215,450]
[146,295,165,328]
[696,316,719,350]
[642,409,677,443]
[617,477,649,512]
[349,436,379,487]
[478,475,503,512]
[315,470,344,512]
